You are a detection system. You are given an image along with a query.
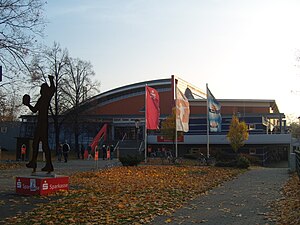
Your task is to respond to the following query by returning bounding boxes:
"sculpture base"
[16,174,69,196]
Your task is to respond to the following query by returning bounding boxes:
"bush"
[236,156,250,169]
[215,156,250,169]
[215,160,237,167]
[239,153,260,165]
[119,155,143,166]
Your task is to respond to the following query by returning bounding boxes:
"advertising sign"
[16,175,69,196]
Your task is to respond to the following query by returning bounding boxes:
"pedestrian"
[87,145,93,160]
[147,145,152,157]
[102,144,106,160]
[57,144,62,162]
[106,145,111,160]
[110,144,114,160]
[21,144,26,161]
[80,144,85,160]
[62,141,70,163]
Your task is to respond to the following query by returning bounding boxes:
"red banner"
[146,86,160,130]
[157,135,184,142]
[16,175,69,196]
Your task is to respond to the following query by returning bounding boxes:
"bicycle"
[165,151,183,165]
[197,153,216,166]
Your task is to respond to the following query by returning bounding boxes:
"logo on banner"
[16,179,22,189]
[42,181,49,190]
[30,179,36,191]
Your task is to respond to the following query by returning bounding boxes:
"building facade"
[19,76,291,164]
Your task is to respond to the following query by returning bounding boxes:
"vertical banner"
[207,86,221,132]
[176,87,190,132]
[146,86,160,130]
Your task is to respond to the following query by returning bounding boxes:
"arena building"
[18,75,291,165]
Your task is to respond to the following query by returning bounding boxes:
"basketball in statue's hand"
[22,94,30,106]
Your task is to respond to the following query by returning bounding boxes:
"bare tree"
[28,42,69,153]
[62,57,100,155]
[28,43,100,155]
[0,0,46,84]
[0,88,22,121]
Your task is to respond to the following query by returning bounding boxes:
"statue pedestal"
[16,173,69,195]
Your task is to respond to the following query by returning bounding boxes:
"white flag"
[176,87,190,132]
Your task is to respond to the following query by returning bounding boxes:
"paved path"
[150,167,289,225]
[0,159,120,224]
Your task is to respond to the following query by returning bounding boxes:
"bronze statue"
[23,75,55,173]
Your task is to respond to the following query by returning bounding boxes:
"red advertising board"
[157,135,184,142]
[16,175,69,196]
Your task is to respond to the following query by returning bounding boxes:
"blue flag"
[207,87,221,132]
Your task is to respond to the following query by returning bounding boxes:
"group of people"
[57,143,115,161]
[101,144,114,160]
[148,145,172,158]
[57,141,70,163]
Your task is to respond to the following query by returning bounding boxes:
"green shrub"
[119,155,142,166]
[215,156,250,169]
[236,156,250,169]
[239,153,260,165]
[215,160,237,167]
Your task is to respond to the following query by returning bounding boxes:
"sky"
[43,0,300,121]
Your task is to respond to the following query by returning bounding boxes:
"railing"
[113,133,127,152]
[295,150,300,178]
[138,141,144,153]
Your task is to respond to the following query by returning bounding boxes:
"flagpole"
[144,84,147,163]
[206,83,210,159]
[175,79,178,158]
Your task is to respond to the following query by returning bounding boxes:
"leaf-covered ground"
[0,162,23,170]
[5,166,242,225]
[268,173,300,225]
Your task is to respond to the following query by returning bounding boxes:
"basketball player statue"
[22,75,55,173]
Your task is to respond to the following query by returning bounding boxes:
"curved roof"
[78,78,172,114]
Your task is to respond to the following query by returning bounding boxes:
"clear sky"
[43,0,300,121]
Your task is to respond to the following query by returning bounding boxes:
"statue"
[22,75,55,173]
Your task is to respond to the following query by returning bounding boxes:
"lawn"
[4,165,242,225]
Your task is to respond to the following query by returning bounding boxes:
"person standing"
[80,144,85,160]
[102,144,106,160]
[87,145,93,160]
[57,144,62,162]
[21,144,26,161]
[106,145,110,160]
[110,144,114,160]
[62,141,70,163]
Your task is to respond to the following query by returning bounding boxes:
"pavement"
[0,160,290,225]
[150,167,289,225]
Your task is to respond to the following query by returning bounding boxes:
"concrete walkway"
[150,167,289,225]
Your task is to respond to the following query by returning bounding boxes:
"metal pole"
[175,80,178,158]
[206,83,210,159]
[144,84,147,163]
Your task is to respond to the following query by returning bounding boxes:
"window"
[249,148,256,155]
[248,124,256,130]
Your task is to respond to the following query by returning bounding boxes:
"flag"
[207,87,221,132]
[146,86,160,130]
[176,87,190,132]
[90,124,107,151]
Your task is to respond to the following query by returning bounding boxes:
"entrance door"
[115,126,138,140]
